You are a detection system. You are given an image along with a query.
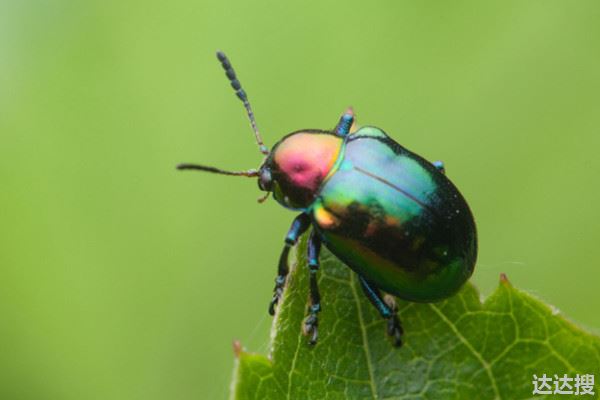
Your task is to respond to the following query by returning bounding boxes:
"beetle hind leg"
[358,275,403,347]
[303,230,322,345]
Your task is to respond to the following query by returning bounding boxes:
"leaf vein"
[350,273,379,400]
[429,303,501,400]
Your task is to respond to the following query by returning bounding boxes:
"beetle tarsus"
[268,276,286,316]
[304,304,321,346]
[358,275,404,347]
[388,315,403,347]
[384,294,404,347]
[304,313,319,345]
[268,248,290,315]
[303,231,323,345]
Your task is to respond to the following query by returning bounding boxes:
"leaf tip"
[499,272,511,286]
[232,340,243,358]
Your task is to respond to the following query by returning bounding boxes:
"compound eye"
[258,168,273,191]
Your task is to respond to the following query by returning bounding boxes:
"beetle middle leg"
[358,275,403,347]
[303,230,322,345]
[268,213,311,315]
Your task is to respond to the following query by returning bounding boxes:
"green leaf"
[230,234,600,399]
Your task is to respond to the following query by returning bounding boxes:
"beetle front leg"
[303,230,322,345]
[268,213,312,316]
[358,275,403,347]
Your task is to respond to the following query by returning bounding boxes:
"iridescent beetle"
[178,52,477,347]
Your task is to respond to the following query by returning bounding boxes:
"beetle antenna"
[216,51,269,156]
[177,163,258,177]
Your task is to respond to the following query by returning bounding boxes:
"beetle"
[178,51,477,347]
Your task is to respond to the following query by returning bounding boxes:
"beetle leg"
[358,275,404,347]
[268,213,311,316]
[433,160,446,174]
[334,107,355,136]
[303,230,322,345]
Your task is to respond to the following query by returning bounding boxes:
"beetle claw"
[309,326,318,345]
[268,297,278,315]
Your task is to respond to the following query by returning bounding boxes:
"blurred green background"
[2,1,599,399]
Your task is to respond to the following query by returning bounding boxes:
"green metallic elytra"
[179,51,478,347]
[308,127,477,302]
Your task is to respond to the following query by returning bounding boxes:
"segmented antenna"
[177,163,258,177]
[216,51,269,155]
